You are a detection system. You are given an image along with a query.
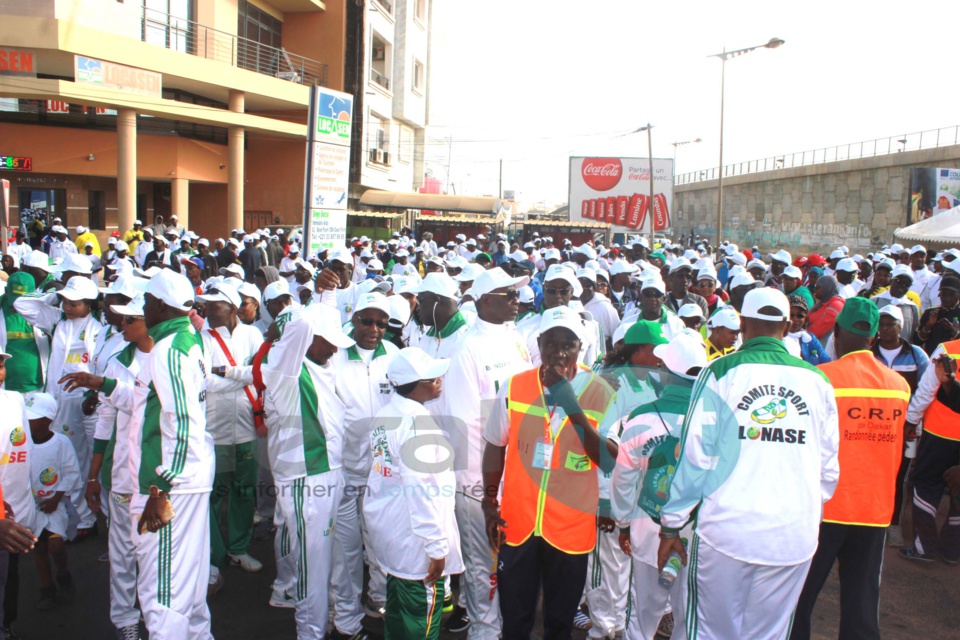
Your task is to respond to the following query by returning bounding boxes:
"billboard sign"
[303,87,353,256]
[74,55,161,98]
[910,167,960,223]
[568,156,674,234]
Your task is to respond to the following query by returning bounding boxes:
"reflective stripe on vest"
[820,351,910,526]
[499,366,613,554]
[923,340,960,441]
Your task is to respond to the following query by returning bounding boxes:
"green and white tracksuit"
[201,323,264,567]
[261,305,344,640]
[612,381,692,640]
[331,336,398,633]
[95,344,148,630]
[15,292,104,530]
[363,394,463,640]
[122,316,215,640]
[0,391,39,536]
[660,337,840,640]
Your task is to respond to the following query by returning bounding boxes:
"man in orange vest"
[481,307,617,639]
[790,297,910,640]
[900,335,960,563]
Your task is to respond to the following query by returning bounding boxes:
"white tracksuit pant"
[331,479,387,634]
[109,493,139,629]
[277,470,342,640]
[455,494,501,640]
[272,498,296,598]
[624,559,686,640]
[686,534,811,640]
[58,396,97,530]
[586,529,630,639]
[135,492,213,640]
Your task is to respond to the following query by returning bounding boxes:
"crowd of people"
[0,214,957,640]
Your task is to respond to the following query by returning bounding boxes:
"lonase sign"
[74,55,161,98]
[568,156,674,234]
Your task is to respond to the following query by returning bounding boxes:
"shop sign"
[74,55,161,98]
[0,49,36,77]
[0,156,32,172]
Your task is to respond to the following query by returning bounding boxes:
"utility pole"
[445,136,452,194]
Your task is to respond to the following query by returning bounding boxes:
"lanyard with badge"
[533,397,561,470]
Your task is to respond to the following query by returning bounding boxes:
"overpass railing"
[675,125,960,186]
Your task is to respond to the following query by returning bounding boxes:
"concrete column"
[171,177,189,229]
[117,109,137,233]
[228,90,245,232]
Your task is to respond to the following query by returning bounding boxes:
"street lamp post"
[637,124,656,251]
[672,137,702,170]
[710,37,784,245]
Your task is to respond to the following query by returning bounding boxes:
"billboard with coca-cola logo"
[569,156,674,234]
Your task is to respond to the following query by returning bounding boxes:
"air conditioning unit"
[373,46,385,61]
[382,151,391,165]
[370,149,385,164]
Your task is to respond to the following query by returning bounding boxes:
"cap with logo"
[879,304,904,325]
[58,276,100,301]
[537,306,585,342]
[387,347,450,387]
[263,280,293,302]
[198,284,241,309]
[25,392,58,421]
[707,308,741,331]
[678,303,705,320]
[146,269,196,312]
[354,292,392,316]
[471,268,529,299]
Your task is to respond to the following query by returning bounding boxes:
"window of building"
[413,59,424,93]
[237,0,283,75]
[415,0,426,23]
[143,0,193,54]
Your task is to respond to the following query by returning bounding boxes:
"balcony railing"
[370,69,391,91]
[140,7,327,87]
[676,125,960,186]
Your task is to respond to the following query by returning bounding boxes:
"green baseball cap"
[835,296,879,337]
[625,320,669,346]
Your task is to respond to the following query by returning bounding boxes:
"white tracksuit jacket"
[0,391,39,534]
[201,324,264,446]
[363,394,463,580]
[96,345,148,495]
[660,337,840,566]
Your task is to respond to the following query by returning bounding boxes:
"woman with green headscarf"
[0,271,50,392]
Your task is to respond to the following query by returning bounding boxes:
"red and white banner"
[569,156,674,234]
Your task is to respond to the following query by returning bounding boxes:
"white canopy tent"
[894,206,960,248]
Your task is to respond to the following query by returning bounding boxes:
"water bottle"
[658,538,688,589]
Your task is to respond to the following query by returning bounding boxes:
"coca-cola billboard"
[569,156,674,234]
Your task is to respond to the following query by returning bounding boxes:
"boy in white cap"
[363,347,463,640]
[677,303,706,335]
[259,301,354,639]
[705,308,741,361]
[612,331,708,640]
[26,392,81,609]
[16,276,103,539]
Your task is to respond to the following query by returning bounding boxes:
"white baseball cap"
[413,273,460,299]
[891,264,914,282]
[741,287,790,322]
[518,285,535,304]
[639,274,666,294]
[391,276,420,297]
[24,392,58,421]
[111,292,146,317]
[875,257,897,272]
[909,244,927,255]
[609,260,638,277]
[576,267,598,284]
[198,284,241,309]
[219,264,246,280]
[729,272,757,289]
[387,347,450,386]
[58,276,100,301]
[707,308,741,331]
[829,249,846,260]
[99,274,143,298]
[746,259,767,272]
[454,263,486,283]
[538,306,585,342]
[544,248,562,261]
[678,303,705,320]
[354,292,392,316]
[108,237,117,245]
[366,258,384,272]
[471,267,529,299]
[782,265,803,279]
[653,332,708,380]
[146,269,196,312]
[769,249,792,264]
[726,252,747,266]
[133,266,163,279]
[237,282,261,301]
[575,244,598,260]
[307,304,355,348]
[543,264,583,297]
[115,240,129,252]
[75,226,86,234]
[669,258,694,274]
[879,304,904,325]
[329,247,353,264]
[696,268,718,283]
[54,253,93,275]
[263,280,293,302]
[836,258,859,273]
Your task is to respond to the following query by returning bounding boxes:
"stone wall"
[674,145,960,253]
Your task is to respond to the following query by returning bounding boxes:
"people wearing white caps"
[705,308,741,361]
[621,274,685,342]
[907,244,933,297]
[135,227,155,268]
[74,225,101,258]
[677,302,706,335]
[362,347,463,638]
[611,331,707,640]
[48,225,78,263]
[437,267,532,639]
[196,283,266,579]
[327,247,361,324]
[14,276,104,537]
[143,234,181,273]
[834,257,863,299]
[481,305,616,640]
[419,232,439,259]
[578,268,619,352]
[657,287,839,640]
[279,244,301,287]
[872,265,921,342]
[413,273,471,361]
[329,292,399,635]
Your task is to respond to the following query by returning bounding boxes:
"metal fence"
[676,125,960,185]
[140,7,327,87]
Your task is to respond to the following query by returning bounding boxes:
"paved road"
[9,501,960,639]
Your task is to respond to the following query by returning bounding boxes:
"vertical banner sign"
[302,86,353,257]
[568,157,674,235]
[1,178,9,252]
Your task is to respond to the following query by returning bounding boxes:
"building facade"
[0,0,347,242]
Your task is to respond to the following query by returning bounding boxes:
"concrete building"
[0,0,347,242]
[345,0,430,204]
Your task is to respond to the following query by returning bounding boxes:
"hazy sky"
[426,0,956,208]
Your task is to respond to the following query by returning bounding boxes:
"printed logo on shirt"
[64,352,90,365]
[750,399,788,425]
[79,330,86,341]
[735,385,810,445]
[323,517,334,537]
[9,427,26,447]
[39,467,58,486]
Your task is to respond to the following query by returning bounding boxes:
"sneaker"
[363,597,386,619]
[655,611,674,639]
[36,586,57,611]
[445,606,470,633]
[327,629,371,640]
[573,609,593,630]
[207,566,224,599]
[442,593,454,613]
[268,589,295,609]
[57,573,75,604]
[937,550,960,566]
[115,624,140,640]
[886,525,905,547]
[228,553,263,573]
[899,547,935,563]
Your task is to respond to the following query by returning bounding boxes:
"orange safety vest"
[923,339,960,441]
[500,366,614,554]
[819,350,910,526]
